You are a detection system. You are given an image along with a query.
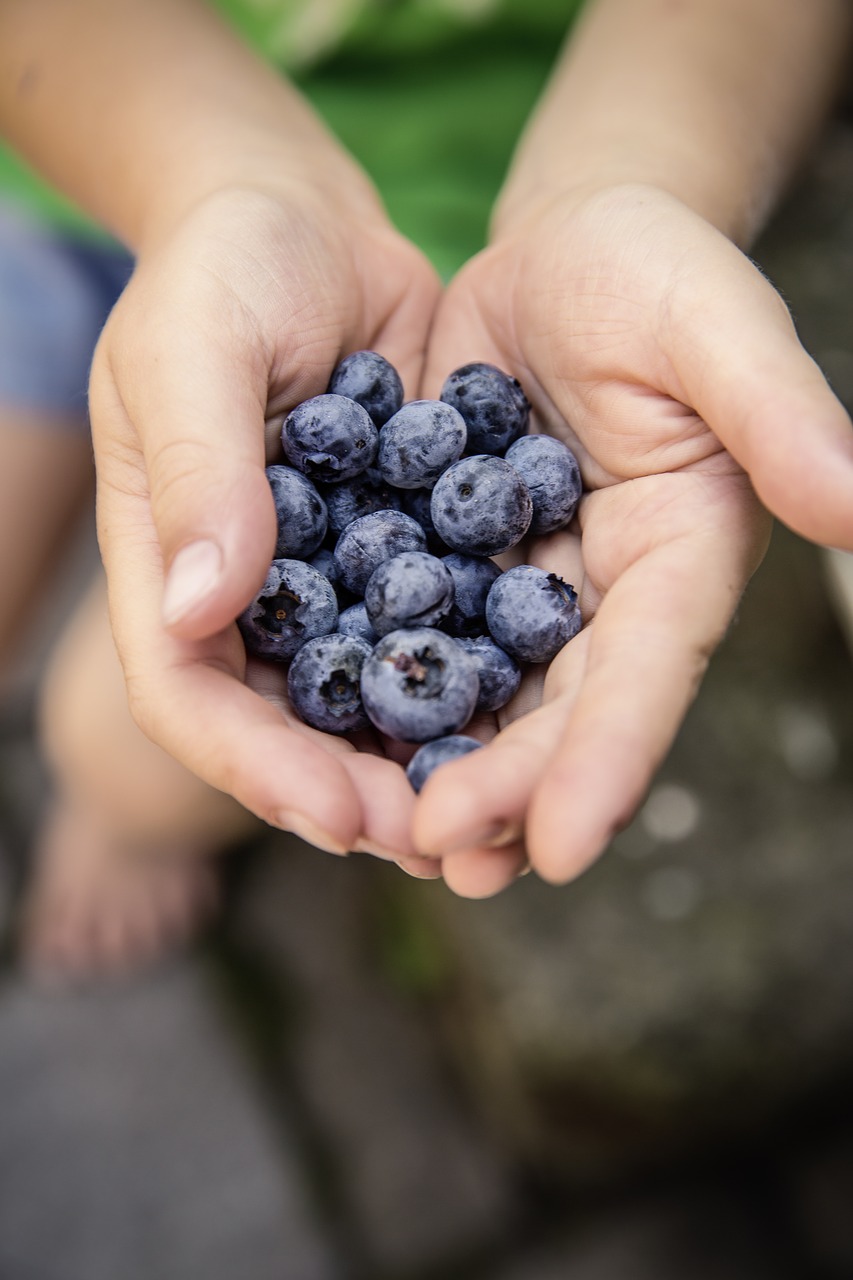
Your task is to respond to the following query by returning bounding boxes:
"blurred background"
[2,64,853,1280]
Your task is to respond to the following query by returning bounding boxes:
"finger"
[526,492,764,883]
[411,521,589,857]
[412,631,591,857]
[412,691,576,857]
[343,752,419,861]
[415,470,766,881]
[244,658,422,860]
[419,261,514,399]
[97,469,364,850]
[133,642,363,853]
[441,843,528,899]
[395,855,445,880]
[666,238,853,550]
[411,524,591,855]
[92,280,280,643]
[356,228,443,401]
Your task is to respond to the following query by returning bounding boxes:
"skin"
[413,0,853,894]
[0,0,440,864]
[0,413,94,675]
[1,0,852,905]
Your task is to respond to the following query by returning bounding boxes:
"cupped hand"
[414,183,853,895]
[89,182,441,862]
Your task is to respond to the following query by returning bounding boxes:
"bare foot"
[19,801,220,981]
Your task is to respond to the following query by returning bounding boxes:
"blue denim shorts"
[0,201,134,419]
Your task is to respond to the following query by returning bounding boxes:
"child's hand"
[414,183,853,894]
[89,181,441,864]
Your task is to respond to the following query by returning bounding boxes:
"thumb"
[91,295,279,642]
[670,244,853,551]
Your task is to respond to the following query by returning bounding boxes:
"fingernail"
[485,822,523,849]
[395,858,443,879]
[273,810,350,856]
[442,820,521,856]
[353,837,402,862]
[162,540,223,626]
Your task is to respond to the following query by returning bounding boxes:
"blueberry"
[504,434,582,534]
[360,627,480,742]
[406,735,483,793]
[333,509,427,595]
[238,559,338,662]
[457,636,521,711]
[321,468,402,535]
[327,350,404,427]
[485,565,581,663]
[400,486,449,554]
[440,553,502,638]
[364,551,455,636]
[430,455,532,557]
[282,393,378,484]
[306,545,337,583]
[440,362,529,455]
[377,399,466,489]
[287,633,372,733]
[265,464,328,560]
[306,546,356,609]
[337,600,379,645]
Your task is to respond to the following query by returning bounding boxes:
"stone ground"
[3,124,853,1280]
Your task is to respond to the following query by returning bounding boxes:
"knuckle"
[124,671,159,744]
[147,436,216,513]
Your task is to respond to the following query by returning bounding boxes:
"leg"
[0,205,132,672]
[822,546,853,657]
[23,572,262,976]
[0,411,94,673]
[0,208,258,975]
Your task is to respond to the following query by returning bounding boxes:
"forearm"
[0,0,381,251]
[493,0,852,247]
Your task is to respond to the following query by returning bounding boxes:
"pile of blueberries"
[238,352,583,791]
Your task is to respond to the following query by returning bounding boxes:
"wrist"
[0,0,389,255]
[491,154,770,252]
[489,0,852,252]
[131,126,387,257]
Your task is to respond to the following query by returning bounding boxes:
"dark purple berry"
[406,735,483,793]
[266,464,327,560]
[441,553,502,638]
[337,601,379,645]
[364,551,455,636]
[321,468,402,535]
[287,633,372,733]
[327,350,404,426]
[238,559,338,662]
[282,393,378,484]
[485,565,581,663]
[360,628,480,743]
[333,509,427,596]
[440,362,529,455]
[504,434,582,534]
[457,636,521,711]
[430,455,532,557]
[400,486,448,554]
[377,399,466,489]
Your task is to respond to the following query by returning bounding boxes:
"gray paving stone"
[237,840,515,1274]
[0,842,12,942]
[0,957,340,1280]
[787,1130,853,1274]
[403,522,853,1179]
[495,1196,779,1280]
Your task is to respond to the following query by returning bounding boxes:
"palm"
[414,187,778,893]
[92,188,442,864]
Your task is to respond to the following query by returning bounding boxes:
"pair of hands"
[89,177,853,898]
